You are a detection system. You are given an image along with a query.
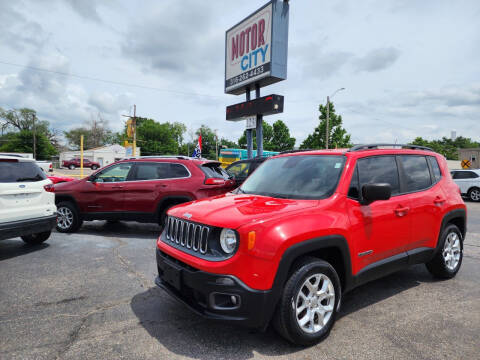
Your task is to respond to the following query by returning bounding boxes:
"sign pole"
[132,104,137,157]
[246,87,253,159]
[255,83,263,158]
[80,135,84,179]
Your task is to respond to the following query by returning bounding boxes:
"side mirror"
[362,183,391,205]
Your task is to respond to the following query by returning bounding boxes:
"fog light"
[231,295,237,305]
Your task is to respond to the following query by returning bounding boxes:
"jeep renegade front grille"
[165,216,210,254]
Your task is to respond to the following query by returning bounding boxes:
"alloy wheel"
[295,273,335,334]
[57,207,74,230]
[442,231,461,271]
[470,189,480,201]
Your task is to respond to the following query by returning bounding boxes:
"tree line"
[3,104,472,161]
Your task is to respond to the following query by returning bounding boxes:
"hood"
[168,193,319,229]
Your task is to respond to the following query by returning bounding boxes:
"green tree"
[410,136,479,160]
[0,130,57,160]
[271,120,296,151]
[300,102,352,149]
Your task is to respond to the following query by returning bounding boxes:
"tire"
[68,164,75,170]
[426,224,463,279]
[91,165,98,170]
[468,187,480,202]
[273,258,341,346]
[21,231,51,245]
[56,201,83,233]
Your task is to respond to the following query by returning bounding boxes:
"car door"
[122,162,191,216]
[79,162,134,213]
[346,156,411,275]
[398,155,445,251]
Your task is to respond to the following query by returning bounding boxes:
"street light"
[326,87,345,149]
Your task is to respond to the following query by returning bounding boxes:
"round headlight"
[220,228,237,254]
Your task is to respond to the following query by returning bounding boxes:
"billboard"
[225,0,289,95]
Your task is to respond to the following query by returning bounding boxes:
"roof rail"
[279,149,315,154]
[348,144,433,152]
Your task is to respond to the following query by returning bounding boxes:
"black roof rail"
[279,149,315,154]
[348,144,433,152]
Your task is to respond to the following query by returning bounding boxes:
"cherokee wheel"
[91,165,98,170]
[56,201,83,233]
[273,258,341,345]
[468,187,480,202]
[68,164,75,170]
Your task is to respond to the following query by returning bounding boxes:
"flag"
[192,134,202,158]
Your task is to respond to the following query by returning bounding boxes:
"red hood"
[168,193,319,229]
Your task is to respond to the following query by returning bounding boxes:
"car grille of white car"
[165,216,210,255]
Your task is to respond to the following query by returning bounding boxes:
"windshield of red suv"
[239,155,346,199]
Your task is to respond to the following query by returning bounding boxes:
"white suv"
[0,156,57,244]
[451,169,480,202]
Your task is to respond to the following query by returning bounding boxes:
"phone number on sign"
[228,66,265,87]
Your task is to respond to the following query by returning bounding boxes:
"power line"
[0,60,226,99]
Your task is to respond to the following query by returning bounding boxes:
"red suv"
[155,144,466,345]
[63,158,100,170]
[53,156,235,232]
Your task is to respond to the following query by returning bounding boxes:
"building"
[59,144,140,167]
[458,148,480,169]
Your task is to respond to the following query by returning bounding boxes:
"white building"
[59,144,140,167]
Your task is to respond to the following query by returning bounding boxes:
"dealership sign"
[225,0,289,95]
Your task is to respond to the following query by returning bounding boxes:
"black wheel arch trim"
[440,208,466,241]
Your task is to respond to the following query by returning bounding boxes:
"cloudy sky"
[0,0,479,146]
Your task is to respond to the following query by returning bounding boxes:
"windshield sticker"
[334,163,341,169]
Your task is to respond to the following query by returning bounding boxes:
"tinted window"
[427,156,442,182]
[0,161,46,183]
[348,167,360,199]
[357,156,400,195]
[96,163,133,182]
[240,155,345,200]
[133,163,189,180]
[454,171,479,179]
[226,162,249,177]
[201,163,230,180]
[400,155,432,192]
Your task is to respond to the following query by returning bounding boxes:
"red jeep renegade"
[155,144,466,345]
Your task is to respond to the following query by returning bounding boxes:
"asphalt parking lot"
[1,204,479,360]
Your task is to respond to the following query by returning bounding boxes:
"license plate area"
[162,259,182,291]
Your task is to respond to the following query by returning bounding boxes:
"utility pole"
[32,113,36,159]
[325,96,330,150]
[215,129,219,160]
[325,88,345,149]
[246,87,253,159]
[132,104,137,157]
[255,83,263,158]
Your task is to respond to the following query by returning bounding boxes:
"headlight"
[220,228,237,254]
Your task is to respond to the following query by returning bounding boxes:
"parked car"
[155,144,466,345]
[47,174,76,184]
[52,156,236,233]
[450,169,480,202]
[62,158,100,170]
[0,155,57,244]
[226,157,267,186]
[36,161,53,172]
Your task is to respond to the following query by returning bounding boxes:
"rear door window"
[0,161,46,182]
[400,155,432,192]
[357,156,400,195]
[132,162,189,181]
[454,171,479,179]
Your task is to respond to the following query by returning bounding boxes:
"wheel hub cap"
[443,232,461,271]
[295,274,335,334]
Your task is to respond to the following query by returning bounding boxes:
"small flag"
[192,134,202,158]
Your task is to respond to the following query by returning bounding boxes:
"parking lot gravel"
[1,203,479,360]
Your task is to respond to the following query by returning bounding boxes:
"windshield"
[239,155,346,199]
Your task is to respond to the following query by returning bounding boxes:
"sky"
[0,0,479,147]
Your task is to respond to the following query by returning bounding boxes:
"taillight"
[49,164,52,169]
[44,184,55,192]
[204,178,225,185]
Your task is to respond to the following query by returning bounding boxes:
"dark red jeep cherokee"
[155,145,466,345]
[53,156,235,232]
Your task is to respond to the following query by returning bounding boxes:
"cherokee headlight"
[220,228,237,254]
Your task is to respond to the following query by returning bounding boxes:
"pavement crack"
[55,314,91,359]
[35,295,88,307]
[111,237,151,289]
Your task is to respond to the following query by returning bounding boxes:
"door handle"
[394,206,410,217]
[434,197,446,205]
[112,186,124,190]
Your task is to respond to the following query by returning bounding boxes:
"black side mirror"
[362,183,391,205]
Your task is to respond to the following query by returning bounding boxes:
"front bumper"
[0,214,57,241]
[155,248,275,329]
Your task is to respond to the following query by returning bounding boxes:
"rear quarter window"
[0,161,47,183]
[200,163,230,180]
